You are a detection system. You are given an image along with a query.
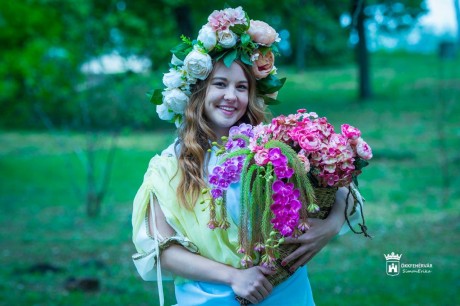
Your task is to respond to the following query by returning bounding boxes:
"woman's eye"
[238,85,248,90]
[213,82,226,87]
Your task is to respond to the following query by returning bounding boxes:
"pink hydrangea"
[208,6,246,32]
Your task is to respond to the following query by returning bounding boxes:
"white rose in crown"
[218,30,238,48]
[156,103,174,121]
[162,88,189,114]
[183,49,213,80]
[198,24,217,51]
[162,68,183,89]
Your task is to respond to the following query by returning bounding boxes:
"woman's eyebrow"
[212,77,248,83]
[212,77,227,81]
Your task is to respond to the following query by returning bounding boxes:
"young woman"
[132,7,362,306]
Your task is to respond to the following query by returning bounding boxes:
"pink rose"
[341,124,361,140]
[356,138,373,160]
[254,149,270,165]
[247,20,279,46]
[251,50,274,79]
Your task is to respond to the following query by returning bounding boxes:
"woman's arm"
[150,200,275,304]
[281,187,354,272]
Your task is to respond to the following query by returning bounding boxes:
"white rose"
[156,103,174,121]
[162,88,189,114]
[162,68,183,88]
[197,24,217,51]
[171,54,183,66]
[218,30,238,48]
[183,50,213,80]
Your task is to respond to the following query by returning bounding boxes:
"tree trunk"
[454,0,460,46]
[354,0,372,100]
[295,0,307,71]
[174,5,193,38]
[86,135,100,217]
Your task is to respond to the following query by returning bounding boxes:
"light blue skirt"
[174,266,314,306]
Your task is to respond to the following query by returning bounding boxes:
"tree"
[454,0,460,46]
[352,0,371,99]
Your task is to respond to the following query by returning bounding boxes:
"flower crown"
[149,6,286,127]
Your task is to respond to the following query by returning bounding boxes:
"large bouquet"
[203,110,372,303]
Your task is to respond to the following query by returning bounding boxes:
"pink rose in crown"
[252,50,274,79]
[247,20,279,46]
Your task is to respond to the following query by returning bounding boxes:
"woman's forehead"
[212,62,247,81]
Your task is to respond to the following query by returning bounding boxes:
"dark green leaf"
[223,49,238,67]
[256,75,287,94]
[149,89,163,105]
[354,158,369,171]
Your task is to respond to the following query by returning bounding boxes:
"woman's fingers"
[281,245,304,265]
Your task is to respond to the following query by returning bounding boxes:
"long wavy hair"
[176,60,268,209]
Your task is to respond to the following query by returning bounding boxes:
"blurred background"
[0,0,459,305]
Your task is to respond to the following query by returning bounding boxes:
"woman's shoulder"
[143,141,180,181]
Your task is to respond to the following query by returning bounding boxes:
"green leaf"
[171,42,189,54]
[148,89,163,105]
[214,50,229,63]
[171,42,191,60]
[262,95,281,105]
[223,49,238,67]
[230,24,248,35]
[241,33,251,46]
[240,52,252,66]
[256,75,287,94]
[258,46,270,56]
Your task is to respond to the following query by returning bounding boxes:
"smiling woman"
[131,6,355,306]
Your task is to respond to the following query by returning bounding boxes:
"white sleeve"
[338,184,366,236]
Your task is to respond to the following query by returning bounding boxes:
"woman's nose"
[224,86,237,102]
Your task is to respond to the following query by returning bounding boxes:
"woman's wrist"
[221,265,238,287]
[325,188,348,235]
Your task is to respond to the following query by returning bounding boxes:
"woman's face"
[204,61,249,139]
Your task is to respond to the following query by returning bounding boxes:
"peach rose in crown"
[247,20,279,46]
[251,50,274,79]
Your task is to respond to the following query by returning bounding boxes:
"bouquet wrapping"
[202,110,372,304]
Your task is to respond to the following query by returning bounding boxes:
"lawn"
[0,51,459,305]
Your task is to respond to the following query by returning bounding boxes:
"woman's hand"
[281,218,338,272]
[280,187,353,271]
[230,266,275,304]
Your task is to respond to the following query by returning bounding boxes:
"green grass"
[1,52,459,305]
